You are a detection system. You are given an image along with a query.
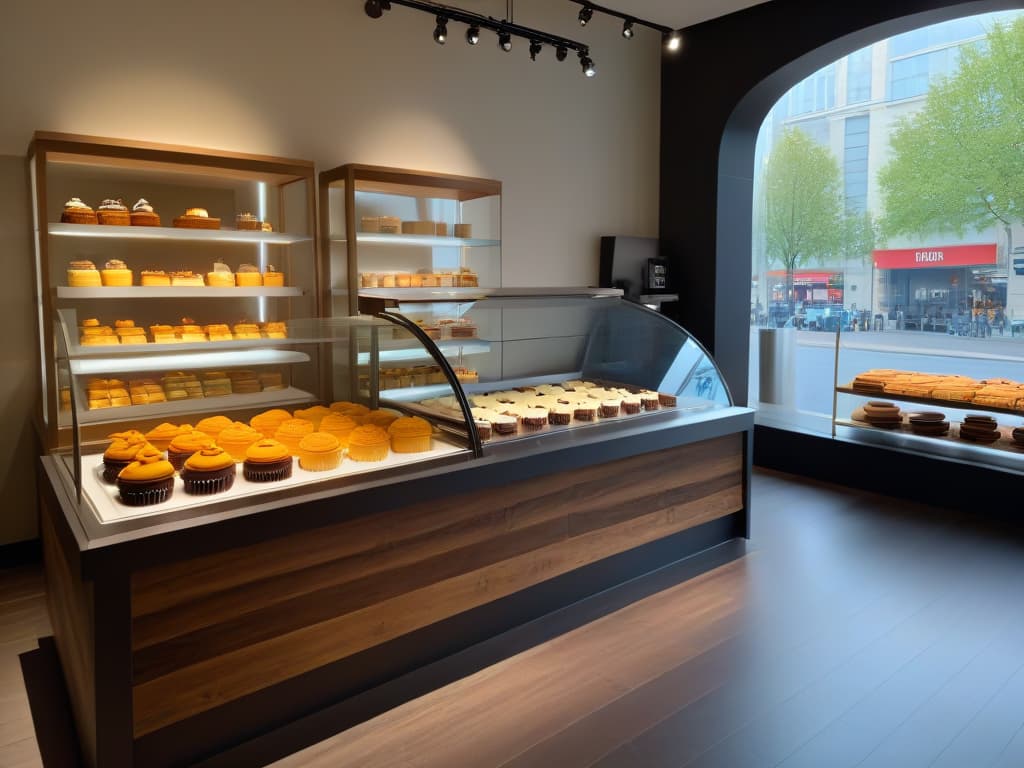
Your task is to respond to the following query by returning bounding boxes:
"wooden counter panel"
[131,435,743,737]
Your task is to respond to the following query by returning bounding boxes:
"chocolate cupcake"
[474,420,492,441]
[116,447,175,506]
[181,447,236,495]
[658,392,678,407]
[167,432,215,473]
[622,396,642,415]
[548,405,572,425]
[640,392,660,411]
[243,438,294,482]
[102,435,149,484]
[601,399,621,418]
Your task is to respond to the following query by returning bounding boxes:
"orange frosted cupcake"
[263,265,284,287]
[338,403,371,423]
[195,415,234,442]
[250,408,293,439]
[274,418,315,456]
[243,439,293,482]
[116,447,175,506]
[181,447,236,495]
[102,436,149,483]
[297,432,343,472]
[144,423,191,452]
[216,422,263,462]
[319,413,358,447]
[346,425,390,462]
[363,409,401,430]
[388,416,433,453]
[329,401,359,412]
[293,405,332,430]
[167,432,215,473]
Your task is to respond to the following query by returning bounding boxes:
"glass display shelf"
[69,349,309,375]
[357,340,491,365]
[73,386,315,426]
[331,233,500,248]
[835,384,1024,418]
[49,222,312,245]
[70,336,316,357]
[57,286,303,299]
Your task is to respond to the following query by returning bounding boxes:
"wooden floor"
[7,468,1024,767]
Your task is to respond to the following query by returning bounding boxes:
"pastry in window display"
[261,220,273,232]
[141,269,171,287]
[395,273,412,288]
[60,197,97,224]
[362,409,401,430]
[175,318,207,343]
[98,259,133,286]
[1012,426,1024,447]
[181,447,236,495]
[227,369,261,394]
[293,405,332,430]
[250,408,293,439]
[170,270,205,287]
[258,372,284,390]
[862,401,903,429]
[346,424,390,462]
[195,414,235,442]
[573,402,598,422]
[129,198,160,226]
[233,322,261,340]
[319,413,359,446]
[388,416,433,453]
[262,264,285,287]
[116,447,176,506]
[206,261,234,288]
[102,435,150,483]
[235,263,262,287]
[491,414,517,435]
[333,402,370,423]
[216,422,263,462]
[474,419,492,440]
[145,423,193,452]
[202,373,232,397]
[204,323,233,342]
[149,324,179,343]
[261,321,287,339]
[167,432,215,473]
[274,418,315,456]
[907,412,949,437]
[622,395,642,415]
[379,273,397,288]
[173,207,220,229]
[639,391,660,411]
[68,259,102,287]
[243,438,293,481]
[521,408,549,430]
[96,199,130,225]
[116,326,148,345]
[235,212,261,231]
[298,432,344,471]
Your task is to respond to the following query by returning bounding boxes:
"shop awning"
[872,244,997,269]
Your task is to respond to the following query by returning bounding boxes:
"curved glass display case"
[364,290,733,448]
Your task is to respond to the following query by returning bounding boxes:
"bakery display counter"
[50,221,312,245]
[336,232,500,248]
[57,286,304,299]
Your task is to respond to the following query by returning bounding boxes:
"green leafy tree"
[763,127,844,315]
[879,17,1024,254]
[839,209,883,264]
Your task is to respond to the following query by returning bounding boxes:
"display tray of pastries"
[83,366,290,411]
[844,406,1023,449]
[409,379,687,443]
[75,316,288,348]
[842,369,1024,414]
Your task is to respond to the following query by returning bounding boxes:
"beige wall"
[0,0,661,544]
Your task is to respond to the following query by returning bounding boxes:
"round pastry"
[195,415,234,442]
[1012,426,1024,447]
[67,259,102,288]
[293,405,332,430]
[338,403,371,423]
[167,432,215,473]
[102,437,149,484]
[346,425,391,462]
[475,419,492,441]
[101,259,133,287]
[521,408,548,430]
[621,395,642,415]
[491,414,518,434]
[206,261,235,288]
[639,392,660,411]
[235,263,263,287]
[329,401,360,412]
[548,405,572,425]
[274,418,315,456]
[181,447,236,495]
[658,392,678,407]
[170,271,205,286]
[235,212,261,231]
[250,408,294,439]
[60,197,97,224]
[116,447,175,506]
[362,409,401,430]
[216,422,263,462]
[140,270,171,287]
[130,198,160,226]
[297,432,343,471]
[388,417,433,453]
[574,403,598,421]
[263,265,285,287]
[600,399,621,418]
[144,423,191,452]
[174,208,221,229]
[96,199,130,226]
[243,439,293,482]
[319,413,358,447]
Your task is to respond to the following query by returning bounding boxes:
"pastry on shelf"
[102,434,149,484]
[181,447,237,495]
[395,272,412,288]
[261,221,273,232]
[274,418,315,456]
[167,432,215,473]
[145,423,193,452]
[454,223,472,238]
[293,405,332,430]
[60,197,97,224]
[346,424,390,462]
[379,216,401,234]
[216,422,263,462]
[206,261,234,288]
[117,447,176,506]
[204,323,233,342]
[115,323,148,345]
[195,414,234,442]
[455,268,479,288]
[258,371,284,390]
[263,265,284,287]
[250,408,293,439]
[235,212,262,231]
[235,263,262,287]
[227,370,260,394]
[233,322,261,340]
[379,273,396,288]
[68,259,102,287]
[202,372,232,397]
[174,318,207,343]
[319,413,358,446]
[388,416,432,453]
[958,414,1001,443]
[140,270,171,287]
[130,198,161,226]
[173,207,220,229]
[298,432,343,471]
[149,324,179,344]
[96,199,130,226]
[170,270,205,287]
[243,439,293,482]
[101,259,133,287]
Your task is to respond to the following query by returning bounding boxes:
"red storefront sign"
[872,244,997,269]
[765,271,838,284]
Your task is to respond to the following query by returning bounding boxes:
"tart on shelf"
[173,207,220,229]
[96,199,130,226]
[130,198,160,226]
[60,197,97,224]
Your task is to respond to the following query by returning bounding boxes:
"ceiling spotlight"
[529,40,542,61]
[466,24,480,45]
[498,29,512,52]
[579,51,596,77]
[433,15,448,44]
[556,45,568,62]
[578,5,593,26]
[622,20,634,39]
[665,30,682,52]
[364,0,390,19]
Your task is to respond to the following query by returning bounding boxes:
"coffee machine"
[599,236,678,313]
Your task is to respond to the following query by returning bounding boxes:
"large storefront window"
[750,10,1024,436]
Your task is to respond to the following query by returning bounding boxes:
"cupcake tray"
[76,440,469,523]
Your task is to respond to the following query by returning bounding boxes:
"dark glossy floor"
[9,469,1024,767]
